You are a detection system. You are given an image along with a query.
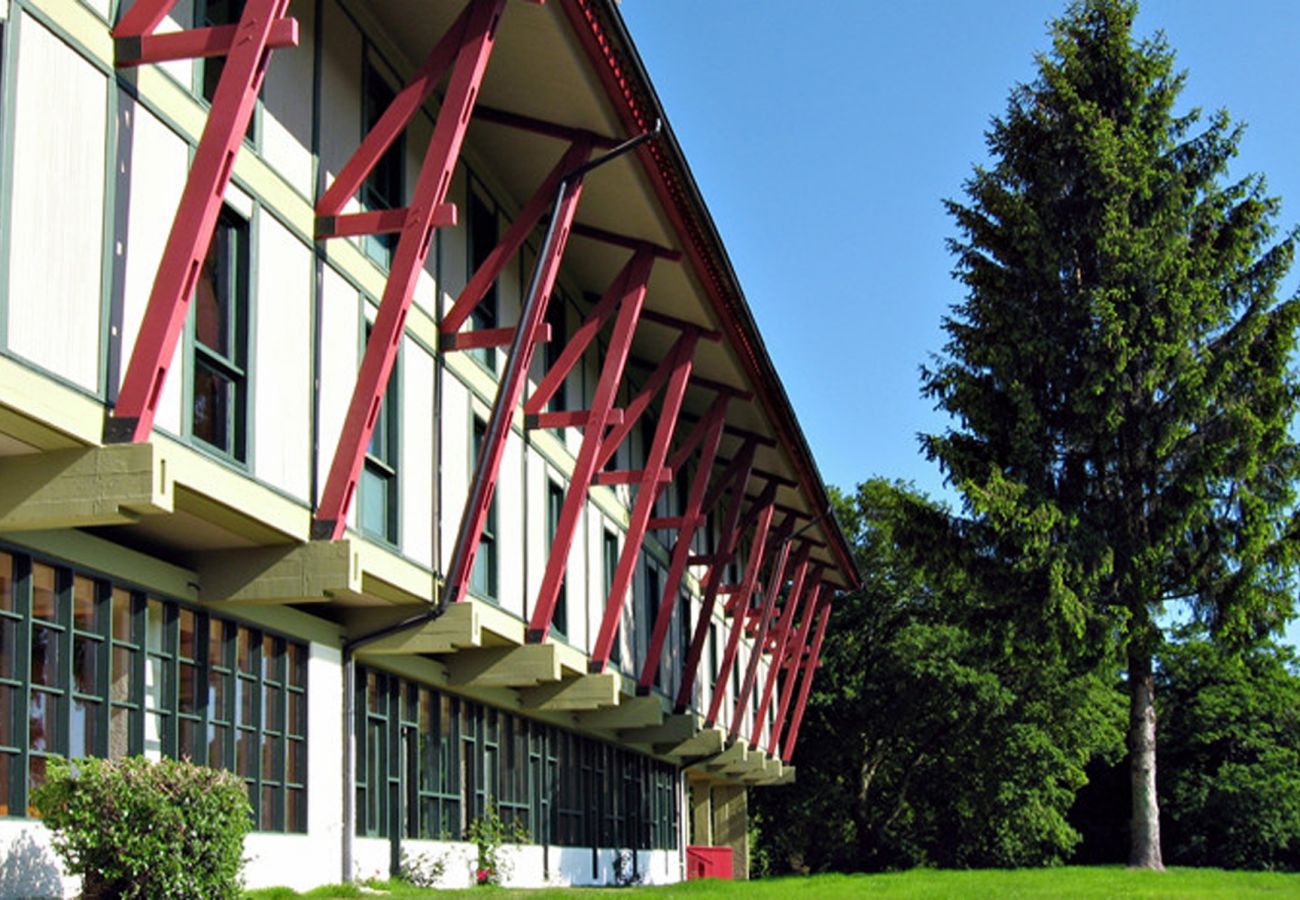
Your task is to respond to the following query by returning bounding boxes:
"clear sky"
[617,1,1300,641]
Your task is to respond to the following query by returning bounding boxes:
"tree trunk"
[1127,646,1164,870]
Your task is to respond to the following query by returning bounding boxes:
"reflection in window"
[192,209,249,461]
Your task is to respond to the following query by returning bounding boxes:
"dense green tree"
[923,0,1300,867]
[1158,630,1300,869]
[753,479,1123,872]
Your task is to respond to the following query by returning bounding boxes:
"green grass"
[246,867,1300,899]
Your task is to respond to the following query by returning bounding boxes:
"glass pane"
[238,677,254,726]
[288,692,305,737]
[208,723,228,770]
[195,231,231,357]
[180,663,198,714]
[144,711,163,761]
[0,552,11,613]
[73,575,97,632]
[179,609,196,660]
[261,733,280,778]
[237,730,255,777]
[109,705,130,760]
[111,589,133,643]
[70,698,97,758]
[74,637,99,694]
[260,785,278,831]
[286,787,304,833]
[192,362,232,453]
[0,685,12,747]
[0,619,13,680]
[360,466,389,539]
[179,718,199,762]
[262,634,280,682]
[237,628,254,674]
[31,564,57,622]
[262,685,281,731]
[28,756,47,811]
[145,657,166,711]
[110,647,135,703]
[31,626,58,687]
[287,642,305,689]
[209,619,228,668]
[146,600,166,653]
[29,691,57,753]
[287,738,304,785]
[209,669,229,722]
[0,752,10,816]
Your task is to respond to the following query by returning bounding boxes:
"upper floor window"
[360,327,399,544]
[191,209,249,462]
[602,530,620,666]
[544,296,568,414]
[467,188,498,371]
[546,480,567,637]
[360,58,403,268]
[197,0,243,104]
[470,418,497,601]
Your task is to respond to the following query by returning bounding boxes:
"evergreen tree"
[923,0,1300,868]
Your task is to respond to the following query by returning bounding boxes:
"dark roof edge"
[555,0,861,590]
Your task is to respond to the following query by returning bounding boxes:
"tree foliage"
[922,0,1300,866]
[754,479,1123,872]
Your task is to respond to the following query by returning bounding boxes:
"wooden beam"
[446,644,561,688]
[197,541,359,605]
[519,672,619,711]
[0,444,172,530]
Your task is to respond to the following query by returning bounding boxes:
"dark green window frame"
[0,547,307,832]
[190,207,250,462]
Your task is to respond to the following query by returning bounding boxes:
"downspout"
[340,122,662,882]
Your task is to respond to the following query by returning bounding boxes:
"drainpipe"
[340,121,662,883]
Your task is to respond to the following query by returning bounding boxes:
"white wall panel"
[7,16,106,393]
[493,427,524,617]
[261,0,315,197]
[317,268,359,529]
[253,216,312,500]
[319,0,361,208]
[401,337,434,567]
[438,376,469,573]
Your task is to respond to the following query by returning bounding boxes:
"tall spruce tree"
[923,0,1300,869]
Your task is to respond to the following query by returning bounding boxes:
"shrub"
[466,800,528,885]
[31,756,252,899]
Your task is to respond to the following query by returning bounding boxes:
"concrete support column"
[710,783,749,880]
[688,777,712,846]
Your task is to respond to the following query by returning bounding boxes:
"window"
[360,58,403,268]
[470,418,497,601]
[645,567,661,687]
[678,593,692,694]
[708,621,719,689]
[603,531,621,666]
[360,327,399,544]
[544,296,567,414]
[467,189,498,370]
[197,0,243,104]
[0,548,307,831]
[192,209,249,461]
[546,481,567,637]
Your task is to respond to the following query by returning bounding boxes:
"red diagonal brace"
[442,140,595,342]
[107,0,298,443]
[728,525,797,739]
[526,250,655,640]
[767,579,823,756]
[590,330,700,672]
[751,552,814,746]
[782,590,833,762]
[637,393,729,693]
[594,332,694,472]
[314,0,507,539]
[116,20,299,67]
[705,494,776,727]
[674,439,756,713]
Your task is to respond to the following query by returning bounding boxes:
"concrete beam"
[520,672,619,711]
[621,713,700,746]
[664,725,725,759]
[0,444,172,530]
[576,695,665,731]
[705,739,749,774]
[359,602,480,655]
[197,541,360,605]
[446,644,562,689]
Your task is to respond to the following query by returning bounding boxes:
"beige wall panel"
[439,167,468,316]
[438,375,469,573]
[116,94,188,435]
[400,336,434,568]
[7,16,106,393]
[523,450,546,613]
[253,215,312,500]
[261,0,315,197]
[319,0,361,207]
[317,268,359,529]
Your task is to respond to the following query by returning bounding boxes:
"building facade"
[0,0,859,893]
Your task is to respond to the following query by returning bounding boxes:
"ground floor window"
[357,667,677,850]
[0,546,307,832]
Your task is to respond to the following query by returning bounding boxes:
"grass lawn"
[246,866,1300,899]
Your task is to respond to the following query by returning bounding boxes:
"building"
[0,0,860,892]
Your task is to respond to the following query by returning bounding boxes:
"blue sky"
[618,1,1300,642]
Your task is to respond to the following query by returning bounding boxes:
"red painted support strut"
[729,538,805,742]
[314,0,507,539]
[526,250,655,640]
[704,487,777,728]
[767,579,822,756]
[674,440,757,714]
[782,590,833,762]
[590,329,700,672]
[750,552,813,746]
[106,0,298,443]
[637,393,730,693]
